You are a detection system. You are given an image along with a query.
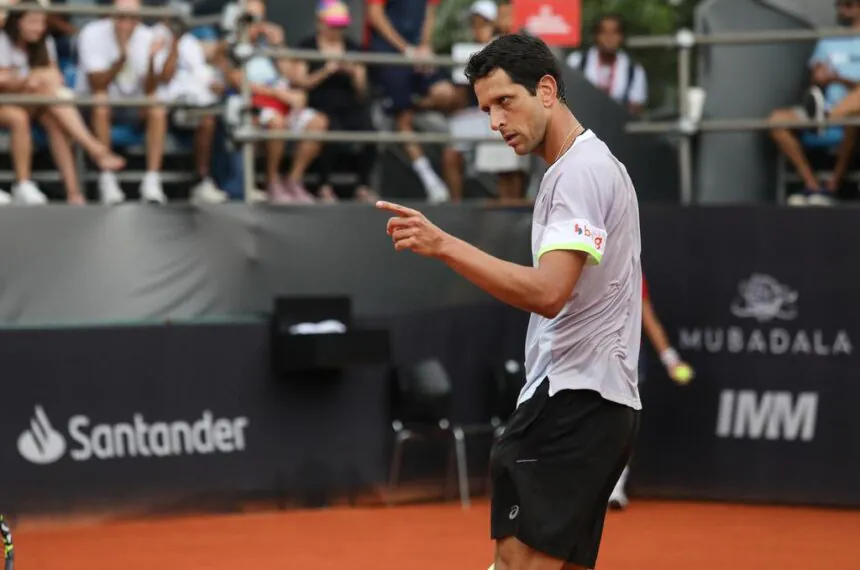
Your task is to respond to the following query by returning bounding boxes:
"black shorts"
[490,380,640,568]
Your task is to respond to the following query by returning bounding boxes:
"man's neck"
[597,49,618,63]
[536,109,582,166]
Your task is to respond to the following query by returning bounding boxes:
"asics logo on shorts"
[508,505,520,520]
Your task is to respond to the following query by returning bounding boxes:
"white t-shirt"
[150,23,218,105]
[0,32,57,76]
[567,48,648,107]
[521,129,643,411]
[76,18,155,97]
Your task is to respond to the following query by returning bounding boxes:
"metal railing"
[624,26,860,204]
[3,1,853,205]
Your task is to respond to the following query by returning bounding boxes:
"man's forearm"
[437,236,556,317]
[88,57,126,92]
[144,58,159,94]
[642,299,671,353]
[421,6,436,48]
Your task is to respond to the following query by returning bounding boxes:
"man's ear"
[537,74,559,107]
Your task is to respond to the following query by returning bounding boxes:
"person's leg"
[494,537,569,570]
[41,113,85,204]
[768,107,820,191]
[285,109,327,203]
[498,172,527,203]
[195,114,216,180]
[340,109,378,201]
[442,146,465,202]
[824,126,858,195]
[0,105,33,184]
[378,66,449,202]
[139,102,167,204]
[828,87,860,119]
[91,91,125,205]
[415,78,457,113]
[189,114,227,203]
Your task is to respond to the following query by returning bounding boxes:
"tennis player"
[378,34,641,570]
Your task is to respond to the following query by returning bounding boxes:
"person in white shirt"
[76,0,168,205]
[222,0,327,204]
[444,0,528,202]
[567,13,648,117]
[151,18,228,204]
[0,0,125,205]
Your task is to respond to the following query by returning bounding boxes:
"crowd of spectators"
[0,0,653,206]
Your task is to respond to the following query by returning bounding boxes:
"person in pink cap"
[292,0,379,202]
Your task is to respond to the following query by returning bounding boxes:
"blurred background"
[0,0,858,569]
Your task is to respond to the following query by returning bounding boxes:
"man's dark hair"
[464,33,566,102]
[592,13,626,35]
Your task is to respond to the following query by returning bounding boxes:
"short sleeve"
[809,40,829,68]
[537,163,608,265]
[78,23,112,73]
[46,36,58,64]
[0,34,12,68]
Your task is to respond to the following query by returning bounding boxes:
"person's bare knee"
[307,112,328,132]
[427,80,456,110]
[3,106,30,133]
[768,109,797,138]
[267,112,286,130]
[146,104,168,125]
[395,110,414,132]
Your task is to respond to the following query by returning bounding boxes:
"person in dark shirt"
[293,0,377,202]
[366,0,455,202]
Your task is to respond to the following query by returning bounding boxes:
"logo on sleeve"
[573,221,605,251]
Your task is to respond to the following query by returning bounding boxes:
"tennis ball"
[673,364,694,384]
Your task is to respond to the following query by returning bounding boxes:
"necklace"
[553,123,584,164]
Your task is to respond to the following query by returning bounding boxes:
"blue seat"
[800,127,844,149]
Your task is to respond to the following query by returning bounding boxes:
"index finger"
[376,200,421,218]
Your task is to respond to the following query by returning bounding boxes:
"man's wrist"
[436,233,459,262]
[660,347,681,369]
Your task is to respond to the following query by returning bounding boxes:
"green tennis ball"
[673,364,694,384]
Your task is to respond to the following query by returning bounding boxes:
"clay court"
[13,499,860,570]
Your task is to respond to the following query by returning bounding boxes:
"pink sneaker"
[268,180,294,204]
[284,179,316,204]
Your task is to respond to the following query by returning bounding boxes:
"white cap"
[470,0,498,22]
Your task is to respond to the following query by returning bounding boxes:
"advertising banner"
[513,0,581,47]
[633,207,860,507]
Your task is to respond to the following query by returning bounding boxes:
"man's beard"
[838,15,855,27]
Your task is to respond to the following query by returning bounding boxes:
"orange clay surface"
[13,499,860,570]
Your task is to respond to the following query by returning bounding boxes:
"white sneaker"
[807,192,837,206]
[608,466,630,510]
[140,172,167,204]
[12,180,48,205]
[608,489,629,510]
[190,177,228,204]
[99,172,126,205]
[0,189,11,205]
[422,174,451,203]
[786,193,808,207]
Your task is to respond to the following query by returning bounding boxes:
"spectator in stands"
[227,0,329,204]
[293,0,378,203]
[367,0,456,202]
[566,14,648,117]
[76,0,169,205]
[443,0,528,202]
[0,0,125,204]
[769,0,860,206]
[151,17,229,204]
[496,0,514,35]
